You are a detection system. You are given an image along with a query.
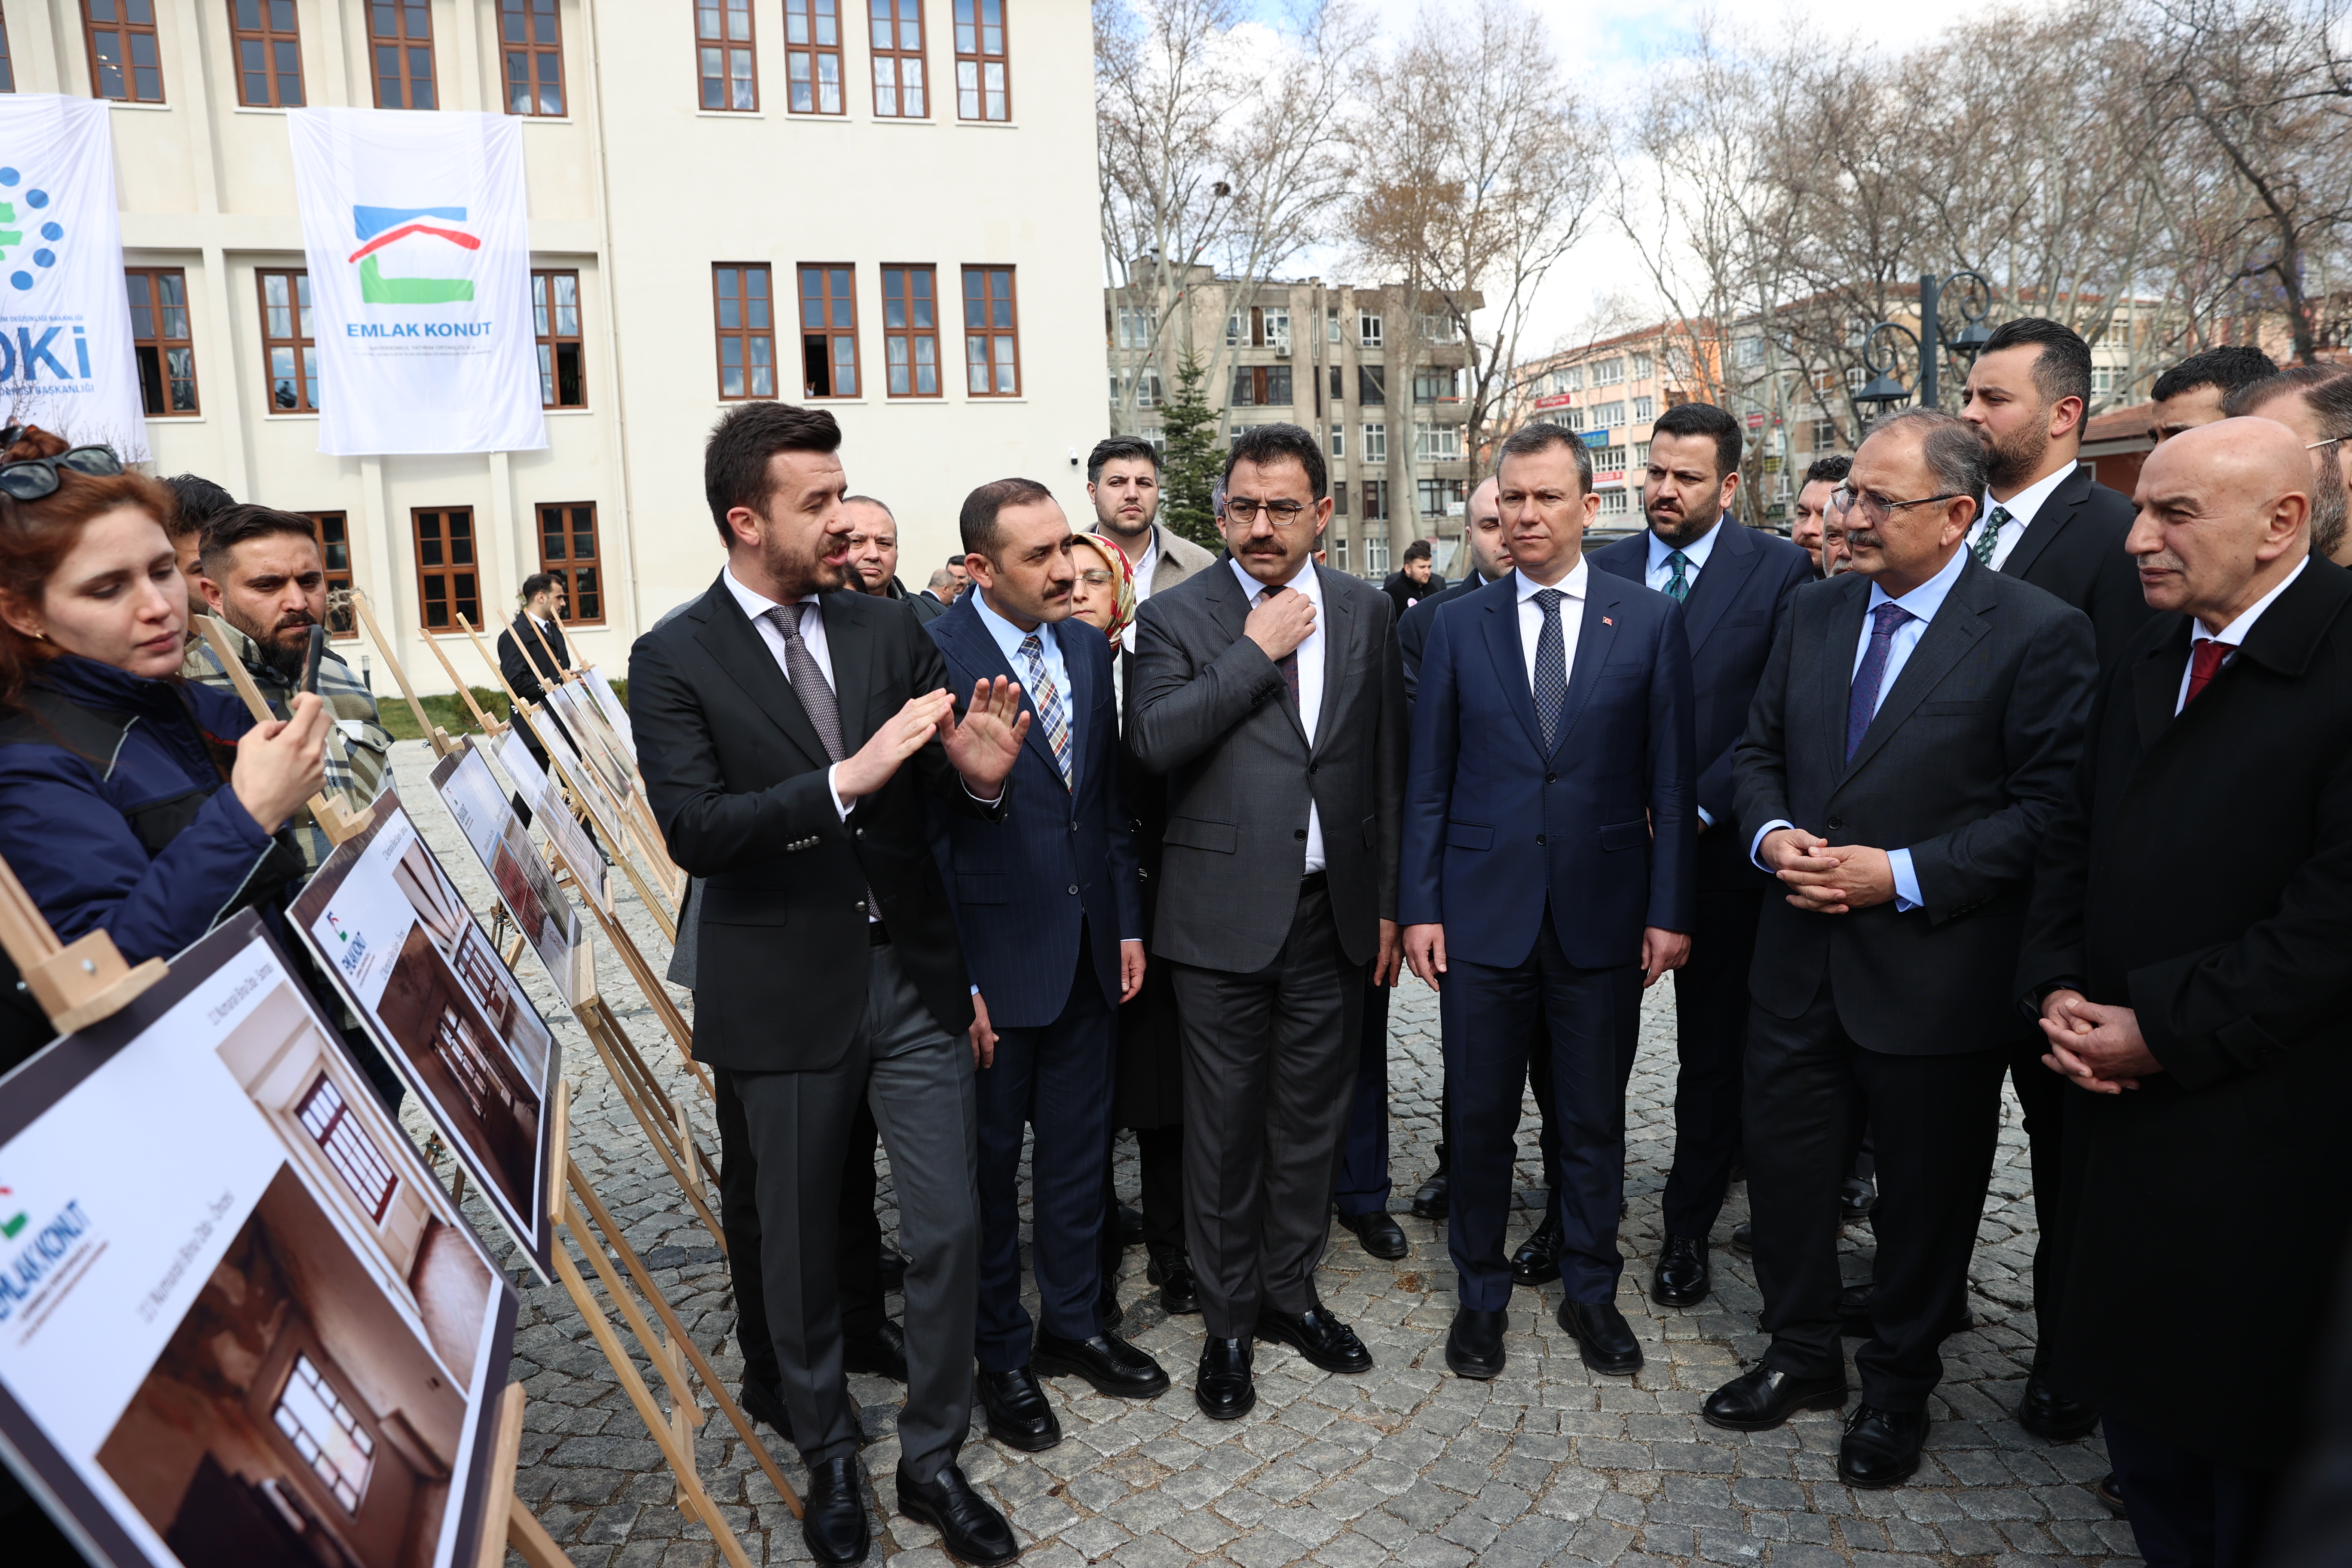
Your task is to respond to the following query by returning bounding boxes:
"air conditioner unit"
[1274,342,1291,358]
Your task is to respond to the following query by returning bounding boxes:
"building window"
[798,264,858,398]
[697,0,756,110]
[1562,404,1587,432]
[1592,357,1623,385]
[713,264,775,400]
[538,502,602,624]
[274,1354,375,1514]
[1114,307,1152,350]
[369,0,435,109]
[1631,351,1653,377]
[1361,422,1386,464]
[1357,312,1382,347]
[880,265,939,397]
[1632,394,1655,422]
[127,268,198,417]
[1597,488,1631,518]
[306,511,356,638]
[1231,365,1291,406]
[499,0,563,116]
[870,0,925,116]
[1332,480,1348,516]
[85,0,163,102]
[1413,369,1456,404]
[1810,416,1838,449]
[532,270,584,408]
[785,0,843,114]
[297,1074,396,1222]
[962,265,1018,396]
[1329,423,1344,459]
[258,269,318,414]
[1415,422,1461,462]
[1418,313,1457,343]
[1357,364,1385,406]
[953,0,1007,120]
[1563,364,1583,390]
[1363,526,1389,574]
[1418,477,1464,517]
[1328,364,1343,404]
[230,0,303,106]
[1326,308,1340,343]
[1592,400,1625,428]
[413,508,479,630]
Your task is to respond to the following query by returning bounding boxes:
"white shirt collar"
[1984,459,2078,531]
[1516,555,1589,601]
[722,562,818,622]
[1865,539,1971,621]
[2198,554,2308,646]
[1647,518,1724,574]
[970,585,1054,657]
[1229,554,1322,606]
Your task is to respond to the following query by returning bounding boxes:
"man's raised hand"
[941,675,1031,796]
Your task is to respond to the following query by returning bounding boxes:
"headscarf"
[1072,532,1137,646]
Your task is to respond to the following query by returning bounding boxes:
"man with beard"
[184,504,393,870]
[1791,455,1850,579]
[2150,344,2278,444]
[2229,365,2352,567]
[162,472,235,621]
[1088,435,1215,645]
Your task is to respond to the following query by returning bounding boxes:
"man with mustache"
[2229,365,2352,567]
[184,503,392,871]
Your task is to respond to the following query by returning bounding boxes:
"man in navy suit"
[1402,420,1698,1381]
[928,478,1168,1453]
[1589,403,1814,1309]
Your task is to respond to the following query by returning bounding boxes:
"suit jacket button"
[1294,828,1307,840]
[854,828,866,839]
[1071,821,1080,833]
[1827,816,1844,830]
[1068,884,1079,895]
[1536,833,1547,845]
[1310,763,1320,774]
[1545,772,1557,784]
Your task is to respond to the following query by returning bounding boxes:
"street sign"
[1534,391,1574,410]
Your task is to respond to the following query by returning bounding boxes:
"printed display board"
[430,741,581,1008]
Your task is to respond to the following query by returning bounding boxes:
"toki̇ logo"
[348,203,479,305]
[0,167,64,294]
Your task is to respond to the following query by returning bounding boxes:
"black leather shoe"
[1838,1283,1974,1340]
[1838,1404,1926,1488]
[844,1319,909,1381]
[879,1242,908,1290]
[1097,1275,1124,1332]
[1033,1329,1171,1398]
[1556,1299,1643,1376]
[1410,1168,1449,1220]
[1255,1306,1373,1373]
[802,1455,871,1565]
[1840,1176,1878,1222]
[1195,1336,1256,1420]
[2016,1370,2100,1441]
[1118,1204,1145,1247]
[1336,1208,1409,1260]
[1145,1245,1200,1315]
[738,1375,790,1432]
[1701,1365,1849,1431]
[1445,1307,1507,1380]
[978,1366,1060,1452]
[1511,1212,1563,1285]
[1730,1222,1754,1257]
[2094,1471,2127,1518]
[1651,1235,1711,1308]
[897,1463,1019,1567]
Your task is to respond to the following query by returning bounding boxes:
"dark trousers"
[1661,887,1764,1240]
[1170,881,1363,1338]
[1442,906,1641,1310]
[1746,982,2007,1410]
[1102,1124,1185,1289]
[2009,1041,2067,1372]
[2103,1416,2279,1568]
[977,944,1117,1371]
[1334,978,1392,1217]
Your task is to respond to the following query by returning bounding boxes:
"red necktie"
[2185,638,2233,705]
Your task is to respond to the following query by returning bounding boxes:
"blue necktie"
[1664,549,1691,602]
[1533,588,1568,752]
[1846,600,1913,761]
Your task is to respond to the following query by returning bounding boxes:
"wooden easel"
[342,588,457,760]
[194,616,368,848]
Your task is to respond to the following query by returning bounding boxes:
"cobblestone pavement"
[387,742,2142,1568]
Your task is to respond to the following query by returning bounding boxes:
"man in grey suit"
[1089,435,1218,643]
[1129,422,1407,1420]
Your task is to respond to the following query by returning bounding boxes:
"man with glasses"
[1128,423,1406,1420]
[1701,408,2097,1490]
[2229,365,2352,567]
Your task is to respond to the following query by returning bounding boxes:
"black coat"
[630,576,1006,1071]
[1382,570,1446,624]
[499,612,570,704]
[1111,650,1183,1129]
[2015,558,2352,1468]
[1734,553,2098,1054]
[1997,463,2167,671]
[1398,574,1486,711]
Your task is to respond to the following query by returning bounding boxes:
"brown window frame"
[952,0,1008,121]
[84,0,163,103]
[257,267,318,415]
[536,502,603,626]
[962,265,1020,398]
[296,1073,397,1222]
[0,9,17,92]
[696,0,756,110]
[369,0,436,110]
[229,0,303,107]
[532,268,585,409]
[712,264,776,401]
[498,0,563,116]
[869,0,926,118]
[798,263,860,399]
[126,267,199,418]
[881,264,941,398]
[305,511,358,640]
[412,507,481,632]
[784,0,844,115]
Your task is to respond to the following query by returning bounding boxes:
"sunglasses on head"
[0,438,122,501]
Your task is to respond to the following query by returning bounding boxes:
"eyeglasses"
[1076,568,1115,585]
[1222,497,1310,526]
[2309,436,2348,450]
[0,443,122,501]
[1828,485,1966,527]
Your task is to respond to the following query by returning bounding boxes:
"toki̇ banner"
[0,95,147,459]
[287,107,546,456]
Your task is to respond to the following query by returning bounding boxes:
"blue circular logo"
[0,172,64,290]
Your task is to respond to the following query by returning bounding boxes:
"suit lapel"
[1997,463,2087,582]
[820,591,877,752]
[1311,565,1353,759]
[1482,577,1546,756]
[693,579,834,769]
[1680,520,1757,656]
[1210,558,1310,747]
[2130,623,2193,753]
[1819,576,1871,772]
[1552,571,1622,756]
[1837,567,1991,783]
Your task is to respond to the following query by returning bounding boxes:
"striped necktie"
[1018,632,1073,790]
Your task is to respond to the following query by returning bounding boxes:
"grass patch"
[371,679,626,743]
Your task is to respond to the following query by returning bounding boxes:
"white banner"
[288,107,545,456]
[0,95,146,459]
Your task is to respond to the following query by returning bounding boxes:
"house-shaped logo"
[348,205,479,305]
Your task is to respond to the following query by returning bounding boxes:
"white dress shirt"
[971,588,1073,751]
[2177,555,2306,714]
[1515,556,1590,690]
[1644,516,1724,596]
[724,564,854,820]
[1968,460,2077,570]
[1117,527,1164,653]
[1230,555,1327,873]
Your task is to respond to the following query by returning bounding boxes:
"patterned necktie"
[1972,504,2012,567]
[2184,638,2233,707]
[1847,600,1914,761]
[1018,631,1073,790]
[1664,549,1692,603]
[1261,584,1302,705]
[1532,588,1568,752]
[765,603,881,917]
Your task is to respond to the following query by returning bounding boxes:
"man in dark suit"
[630,403,1029,1567]
[928,478,1167,1453]
[1128,422,1406,1420]
[1401,421,1697,1382]
[1383,539,1446,622]
[2018,418,2352,1566]
[1958,315,2165,1442]
[498,572,573,765]
[1589,403,1814,1310]
[1701,408,2098,1491]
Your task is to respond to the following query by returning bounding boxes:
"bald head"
[1464,476,1510,582]
[2128,418,2312,632]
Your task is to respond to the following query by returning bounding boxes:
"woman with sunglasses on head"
[0,427,329,1058]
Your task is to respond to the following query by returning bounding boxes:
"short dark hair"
[948,552,967,568]
[520,571,564,603]
[1087,436,1161,485]
[2225,363,2352,423]
[702,402,842,546]
[162,473,235,542]
[197,504,320,576]
[1865,407,1988,504]
[1401,539,1433,563]
[1647,401,1743,481]
[1495,420,1593,496]
[1801,453,1851,488]
[1222,422,1327,501]
[1980,317,2094,417]
[959,477,1059,558]
[2152,345,2279,405]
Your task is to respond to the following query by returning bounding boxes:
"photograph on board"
[429,741,579,1007]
